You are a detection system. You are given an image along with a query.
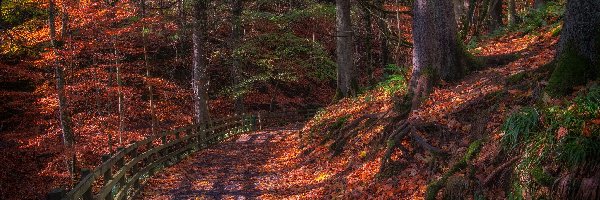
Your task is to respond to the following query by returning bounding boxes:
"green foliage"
[501,107,540,149]
[377,64,408,95]
[506,72,527,85]
[530,166,555,186]
[224,32,335,98]
[0,0,46,29]
[502,86,600,198]
[0,1,47,59]
[245,3,335,27]
[425,140,482,200]
[516,1,565,34]
[558,136,600,166]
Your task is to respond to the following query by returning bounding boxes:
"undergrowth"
[501,85,600,199]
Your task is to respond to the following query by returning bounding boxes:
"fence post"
[258,112,262,130]
[81,168,93,200]
[101,154,113,200]
[130,142,139,190]
[116,147,125,191]
[47,188,65,200]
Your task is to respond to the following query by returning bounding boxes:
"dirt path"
[138,126,322,199]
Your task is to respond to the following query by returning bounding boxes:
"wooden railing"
[47,114,255,200]
[46,109,318,200]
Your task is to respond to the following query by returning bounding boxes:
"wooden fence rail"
[48,114,254,200]
[47,109,317,200]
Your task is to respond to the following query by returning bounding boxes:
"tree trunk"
[49,0,76,184]
[140,0,156,135]
[462,0,476,37]
[410,0,467,108]
[488,0,503,31]
[360,1,374,85]
[230,0,244,114]
[375,0,390,79]
[507,0,519,26]
[192,0,210,124]
[547,0,600,95]
[335,0,356,99]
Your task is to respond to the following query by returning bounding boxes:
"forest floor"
[139,125,328,199]
[138,29,559,199]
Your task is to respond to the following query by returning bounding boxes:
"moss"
[444,175,470,200]
[426,140,482,200]
[530,166,555,186]
[546,47,595,97]
[506,72,527,85]
[464,140,483,161]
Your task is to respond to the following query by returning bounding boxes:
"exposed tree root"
[379,119,449,172]
[329,111,390,154]
[482,156,520,186]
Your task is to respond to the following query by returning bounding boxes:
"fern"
[502,107,540,149]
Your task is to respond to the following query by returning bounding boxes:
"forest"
[0,0,599,199]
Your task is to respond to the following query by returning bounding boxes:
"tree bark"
[335,0,356,98]
[230,0,244,114]
[140,0,157,135]
[410,0,467,108]
[507,0,519,26]
[488,0,503,31]
[49,0,76,184]
[376,0,390,78]
[360,1,374,85]
[547,0,600,95]
[192,0,210,124]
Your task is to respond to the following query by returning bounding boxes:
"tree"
[335,0,357,99]
[488,0,503,31]
[507,0,520,26]
[192,0,210,124]
[409,0,472,108]
[230,0,244,114]
[359,1,374,85]
[375,0,390,77]
[546,0,600,96]
[49,0,76,183]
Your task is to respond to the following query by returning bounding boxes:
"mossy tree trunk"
[335,0,357,99]
[410,0,468,108]
[547,0,600,96]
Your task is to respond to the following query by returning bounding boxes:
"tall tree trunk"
[230,0,244,114]
[335,0,356,99]
[507,0,519,26]
[462,0,476,37]
[410,0,467,108]
[375,0,390,79]
[360,1,374,85]
[49,0,76,184]
[547,0,600,95]
[192,0,210,124]
[140,0,156,135]
[488,0,503,31]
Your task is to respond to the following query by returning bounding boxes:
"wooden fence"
[47,109,317,200]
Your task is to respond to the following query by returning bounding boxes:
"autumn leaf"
[557,127,568,140]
